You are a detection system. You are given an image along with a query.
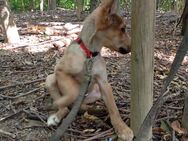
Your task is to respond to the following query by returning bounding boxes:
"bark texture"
[131,0,155,140]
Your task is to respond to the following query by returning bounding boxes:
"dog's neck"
[79,17,103,53]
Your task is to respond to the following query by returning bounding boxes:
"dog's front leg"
[96,76,133,141]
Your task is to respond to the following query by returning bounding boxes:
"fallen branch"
[182,92,188,129]
[25,110,48,122]
[0,129,16,139]
[24,109,47,125]
[49,58,94,141]
[0,88,41,99]
[0,107,29,122]
[4,37,66,49]
[83,128,114,141]
[0,78,45,91]
[26,105,106,122]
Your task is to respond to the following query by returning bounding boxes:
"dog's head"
[94,0,131,54]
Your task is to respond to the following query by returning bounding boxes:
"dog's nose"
[119,47,130,54]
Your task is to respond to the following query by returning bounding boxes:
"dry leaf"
[153,127,166,135]
[83,128,95,133]
[83,112,98,121]
[171,120,188,135]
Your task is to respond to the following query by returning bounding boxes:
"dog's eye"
[121,27,125,33]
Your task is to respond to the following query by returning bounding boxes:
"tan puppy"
[46,0,133,140]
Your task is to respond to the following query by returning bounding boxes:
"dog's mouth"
[118,47,130,54]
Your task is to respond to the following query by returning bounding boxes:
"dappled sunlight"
[155,47,188,66]
[1,19,130,57]
[0,5,188,140]
[1,21,82,53]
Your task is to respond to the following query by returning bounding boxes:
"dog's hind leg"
[47,69,81,126]
[46,74,61,100]
[46,74,70,126]
[95,76,134,141]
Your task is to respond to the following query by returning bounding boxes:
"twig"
[0,88,41,99]
[165,106,183,110]
[172,130,176,141]
[156,116,178,122]
[133,87,170,141]
[23,109,47,125]
[83,128,114,141]
[49,58,94,141]
[0,107,28,122]
[9,37,67,49]
[0,78,45,91]
[0,129,16,139]
[63,133,87,140]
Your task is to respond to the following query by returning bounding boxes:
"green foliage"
[159,0,175,11]
[9,0,48,12]
[58,0,75,10]
[8,0,185,12]
[157,0,184,12]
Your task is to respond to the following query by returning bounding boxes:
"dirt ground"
[0,9,188,141]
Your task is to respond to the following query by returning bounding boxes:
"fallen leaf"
[171,120,188,135]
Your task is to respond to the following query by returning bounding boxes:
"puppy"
[46,0,133,140]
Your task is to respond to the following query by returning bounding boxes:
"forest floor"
[0,9,188,141]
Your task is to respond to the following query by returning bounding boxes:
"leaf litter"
[0,9,187,141]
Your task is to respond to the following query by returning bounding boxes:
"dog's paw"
[47,114,60,126]
[113,121,134,141]
[117,125,134,141]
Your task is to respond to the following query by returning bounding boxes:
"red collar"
[75,37,98,58]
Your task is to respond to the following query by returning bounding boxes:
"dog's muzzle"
[119,47,130,54]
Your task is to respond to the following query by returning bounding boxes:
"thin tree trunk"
[156,0,160,10]
[21,0,25,11]
[0,0,20,43]
[114,0,120,14]
[48,0,56,10]
[134,1,188,140]
[40,0,44,12]
[131,0,155,140]
[31,0,35,11]
[90,0,99,13]
[182,93,188,129]
[181,0,188,131]
[75,0,83,20]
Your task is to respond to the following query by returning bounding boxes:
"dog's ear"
[108,0,118,14]
[95,0,119,30]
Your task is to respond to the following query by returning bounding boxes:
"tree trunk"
[31,0,35,11]
[0,0,20,43]
[181,0,188,131]
[175,0,184,14]
[180,0,188,35]
[48,0,56,10]
[114,0,120,14]
[75,0,83,20]
[90,0,100,13]
[131,0,155,140]
[182,93,188,129]
[21,0,25,11]
[156,0,160,10]
[40,0,44,12]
